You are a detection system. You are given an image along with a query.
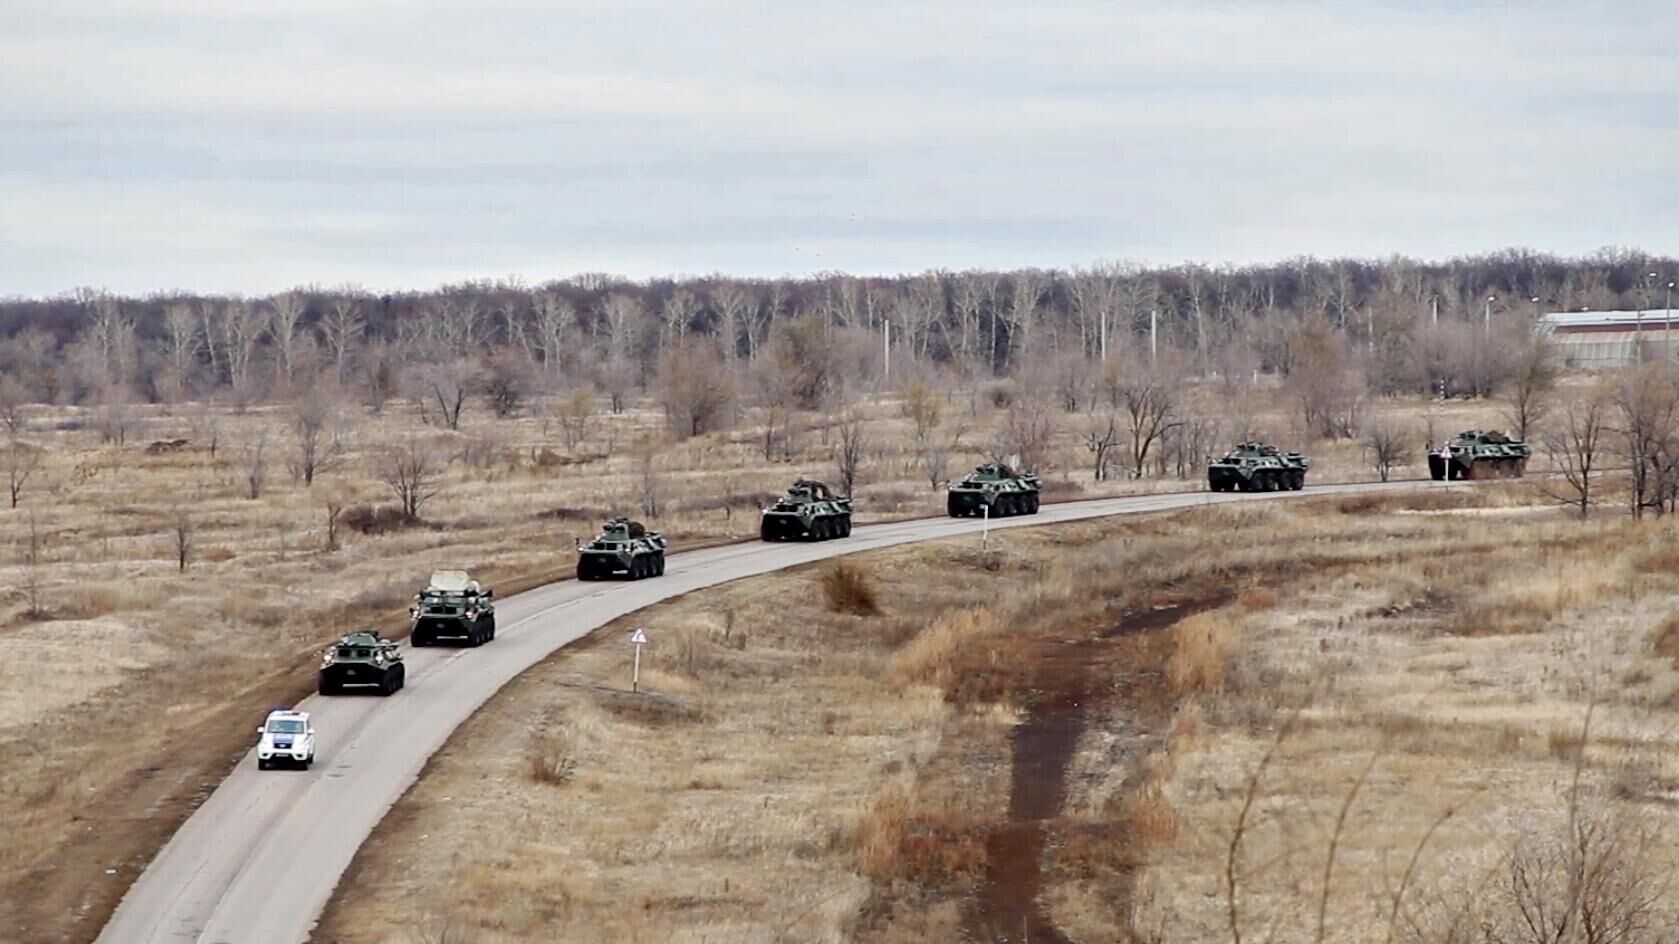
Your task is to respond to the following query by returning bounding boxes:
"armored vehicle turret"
[577,517,667,580]
[947,462,1041,517]
[1429,429,1530,480]
[319,630,405,696]
[761,479,853,541]
[1207,442,1309,492]
[409,570,496,647]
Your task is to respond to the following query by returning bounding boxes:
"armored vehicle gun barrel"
[761,479,854,541]
[1207,441,1309,492]
[577,516,668,581]
[946,462,1041,518]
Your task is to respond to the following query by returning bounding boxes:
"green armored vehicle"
[319,630,405,695]
[947,462,1041,517]
[577,517,667,580]
[761,479,853,541]
[1429,429,1530,480]
[1207,442,1309,492]
[409,570,496,647]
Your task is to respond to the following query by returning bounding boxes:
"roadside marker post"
[629,627,649,693]
[982,502,990,548]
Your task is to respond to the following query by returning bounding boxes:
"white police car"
[256,709,316,770]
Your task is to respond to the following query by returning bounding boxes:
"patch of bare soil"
[965,599,1220,943]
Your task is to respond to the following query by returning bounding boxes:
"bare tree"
[1611,365,1679,518]
[1084,411,1122,482]
[421,360,474,430]
[1504,336,1558,441]
[923,431,960,489]
[318,296,365,381]
[992,398,1058,473]
[162,301,202,385]
[0,376,28,435]
[323,486,349,550]
[171,505,193,572]
[1115,364,1183,477]
[1365,422,1411,483]
[268,292,307,383]
[243,431,269,500]
[481,353,529,418]
[1544,389,1609,518]
[902,377,942,445]
[4,437,42,508]
[657,340,736,438]
[379,438,442,520]
[528,291,574,378]
[290,389,343,486]
[834,410,869,495]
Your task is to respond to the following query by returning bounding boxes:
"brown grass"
[821,560,882,616]
[1165,611,1238,695]
[854,782,993,885]
[890,607,1002,691]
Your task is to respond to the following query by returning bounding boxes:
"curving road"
[95,479,1441,944]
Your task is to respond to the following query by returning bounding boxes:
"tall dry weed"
[1165,611,1238,695]
[890,607,1001,691]
[853,781,991,884]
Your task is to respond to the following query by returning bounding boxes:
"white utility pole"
[1099,310,1108,361]
[1430,296,1438,326]
[1149,309,1158,365]
[1484,296,1494,335]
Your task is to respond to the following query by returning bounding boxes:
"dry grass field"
[0,381,1542,943]
[310,466,1679,944]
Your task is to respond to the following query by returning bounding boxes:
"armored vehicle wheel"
[318,674,339,696]
[819,518,834,539]
[840,514,852,536]
[1026,494,1040,514]
[392,664,406,690]
[633,556,649,580]
[946,495,962,517]
[655,552,666,576]
[576,560,595,580]
[411,629,430,647]
[759,519,774,541]
[486,615,497,640]
[1290,471,1305,490]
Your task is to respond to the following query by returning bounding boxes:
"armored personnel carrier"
[319,630,405,695]
[761,479,853,541]
[577,517,667,580]
[1429,429,1530,480]
[1207,442,1309,492]
[409,570,496,647]
[947,462,1041,517]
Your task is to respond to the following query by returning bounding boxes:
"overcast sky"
[2,0,1675,297]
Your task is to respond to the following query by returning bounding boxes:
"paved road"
[95,479,1440,944]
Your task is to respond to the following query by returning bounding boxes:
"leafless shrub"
[902,377,942,444]
[242,431,269,500]
[527,731,578,786]
[835,410,869,495]
[1365,421,1412,482]
[636,446,663,518]
[1084,411,1122,481]
[481,353,529,418]
[554,390,595,452]
[19,509,46,620]
[821,561,880,616]
[992,398,1057,472]
[1503,336,1558,441]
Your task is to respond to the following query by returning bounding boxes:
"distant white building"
[1539,309,1679,368]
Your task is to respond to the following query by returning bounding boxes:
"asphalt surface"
[94,478,1442,944]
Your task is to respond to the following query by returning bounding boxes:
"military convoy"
[1207,442,1310,492]
[761,480,853,541]
[947,462,1041,517]
[410,570,496,647]
[577,517,667,580]
[1429,429,1530,480]
[319,630,405,695]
